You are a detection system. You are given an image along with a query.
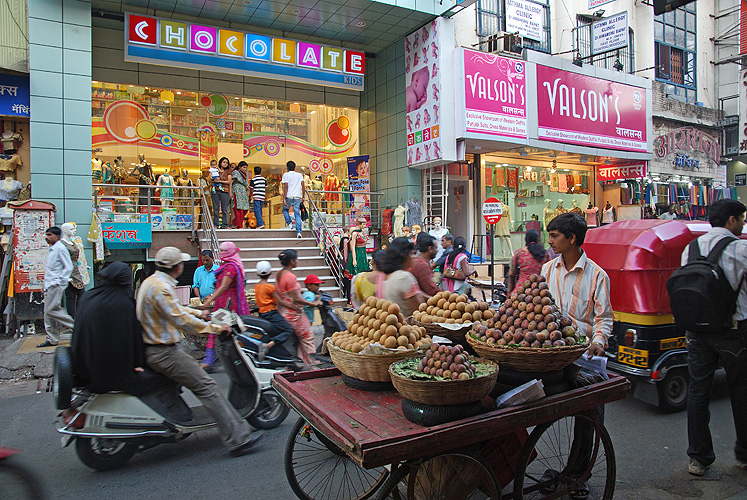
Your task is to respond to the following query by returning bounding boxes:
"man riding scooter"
[136,247,263,457]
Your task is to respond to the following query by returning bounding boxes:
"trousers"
[283,197,302,233]
[65,285,85,318]
[211,190,230,228]
[44,284,74,344]
[144,344,253,451]
[686,329,747,465]
[258,310,294,344]
[253,199,264,228]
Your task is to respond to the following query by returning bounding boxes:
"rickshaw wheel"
[284,417,388,500]
[658,368,688,414]
[514,414,615,500]
[375,449,500,500]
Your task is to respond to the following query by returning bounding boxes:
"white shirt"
[282,170,304,198]
[659,212,677,220]
[681,227,747,320]
[45,240,73,290]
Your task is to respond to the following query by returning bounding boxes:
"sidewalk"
[0,334,62,382]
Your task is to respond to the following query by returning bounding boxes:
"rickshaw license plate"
[660,337,686,350]
[617,346,648,368]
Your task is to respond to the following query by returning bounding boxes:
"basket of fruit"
[327,297,432,383]
[410,291,494,339]
[465,274,588,372]
[388,343,499,406]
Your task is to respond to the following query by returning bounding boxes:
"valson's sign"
[596,161,646,181]
[124,13,365,91]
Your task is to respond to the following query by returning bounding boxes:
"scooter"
[0,448,45,499]
[53,308,292,471]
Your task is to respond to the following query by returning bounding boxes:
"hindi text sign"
[483,197,503,224]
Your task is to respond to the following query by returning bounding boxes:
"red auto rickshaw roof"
[583,220,711,316]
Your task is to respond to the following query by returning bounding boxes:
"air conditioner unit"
[485,31,523,55]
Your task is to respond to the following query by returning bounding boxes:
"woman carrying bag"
[442,237,475,294]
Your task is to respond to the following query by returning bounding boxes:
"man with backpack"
[673,198,747,476]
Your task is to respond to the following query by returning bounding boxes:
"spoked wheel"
[514,414,615,500]
[285,417,388,500]
[0,457,45,499]
[75,437,138,471]
[375,449,500,500]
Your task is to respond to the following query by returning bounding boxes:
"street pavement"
[1,372,746,500]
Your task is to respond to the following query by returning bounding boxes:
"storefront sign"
[101,222,152,249]
[0,74,30,117]
[505,0,545,41]
[590,0,615,9]
[482,197,503,224]
[596,161,646,181]
[735,173,746,186]
[654,126,720,166]
[536,64,647,152]
[462,49,527,139]
[125,13,365,91]
[714,165,727,187]
[591,12,628,55]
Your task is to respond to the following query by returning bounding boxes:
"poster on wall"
[347,154,371,225]
[462,49,527,140]
[536,64,648,153]
[591,12,628,55]
[505,0,545,41]
[13,209,54,293]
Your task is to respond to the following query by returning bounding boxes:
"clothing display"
[585,207,599,228]
[429,225,448,261]
[393,205,407,237]
[382,208,394,236]
[543,201,555,230]
[0,131,22,152]
[0,155,22,172]
[406,199,422,227]
[345,229,370,275]
[602,205,615,224]
[157,173,175,202]
[494,204,511,237]
[71,235,90,286]
[554,204,567,217]
[0,178,22,201]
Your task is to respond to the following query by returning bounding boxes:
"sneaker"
[688,458,710,476]
[258,343,269,362]
[286,223,293,229]
[257,225,265,229]
[229,431,264,457]
[297,232,303,239]
[736,459,747,470]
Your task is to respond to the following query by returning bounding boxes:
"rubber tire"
[53,346,74,410]
[246,390,291,430]
[401,398,486,427]
[513,414,616,500]
[658,367,688,414]
[0,456,46,500]
[374,449,501,500]
[74,437,138,471]
[341,373,394,391]
[284,417,388,500]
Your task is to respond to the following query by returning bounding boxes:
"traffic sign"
[483,197,503,224]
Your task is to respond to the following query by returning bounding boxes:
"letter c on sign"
[135,21,149,40]
[226,35,239,53]
[194,31,214,49]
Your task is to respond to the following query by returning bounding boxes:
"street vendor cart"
[273,367,629,500]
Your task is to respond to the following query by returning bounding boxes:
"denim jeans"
[258,309,294,344]
[283,197,302,233]
[212,190,230,228]
[686,328,747,465]
[253,199,264,227]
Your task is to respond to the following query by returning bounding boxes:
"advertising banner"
[589,0,615,9]
[462,49,527,139]
[536,64,647,152]
[347,154,370,225]
[101,222,152,249]
[505,0,545,41]
[596,161,646,181]
[592,12,628,55]
[0,74,30,117]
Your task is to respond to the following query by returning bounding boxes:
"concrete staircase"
[204,228,347,304]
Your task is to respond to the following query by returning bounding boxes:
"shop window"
[654,4,696,103]
[574,15,635,73]
[476,0,551,54]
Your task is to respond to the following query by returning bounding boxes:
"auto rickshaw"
[583,219,718,413]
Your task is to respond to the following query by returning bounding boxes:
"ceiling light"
[502,163,509,166]
[563,168,570,172]
[604,159,611,165]
[526,165,532,171]
[176,91,181,95]
[519,149,529,157]
[310,110,316,114]
[356,21,367,27]
[187,108,192,111]
[474,145,482,151]
[242,0,252,4]
[291,8,301,14]
[579,155,588,164]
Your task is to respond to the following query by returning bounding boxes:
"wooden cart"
[272,367,630,500]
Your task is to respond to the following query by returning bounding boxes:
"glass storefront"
[91,82,360,228]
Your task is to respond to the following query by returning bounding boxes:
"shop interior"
[91,82,359,228]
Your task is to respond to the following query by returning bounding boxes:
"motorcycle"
[53,308,292,471]
[0,448,45,499]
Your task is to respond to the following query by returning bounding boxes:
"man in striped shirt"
[249,166,266,229]
[541,213,612,499]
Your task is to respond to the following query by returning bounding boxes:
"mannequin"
[324,174,341,213]
[135,154,154,208]
[542,199,554,230]
[176,169,192,213]
[570,200,582,214]
[429,216,449,261]
[494,203,513,258]
[157,169,175,206]
[311,175,323,208]
[393,204,407,237]
[61,223,86,318]
[0,173,23,202]
[346,217,370,275]
[585,203,599,228]
[602,201,616,225]
[554,200,567,217]
[402,226,412,239]
[91,156,103,182]
[410,224,422,244]
[1,129,23,153]
[406,196,423,227]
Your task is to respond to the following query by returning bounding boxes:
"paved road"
[1,373,747,500]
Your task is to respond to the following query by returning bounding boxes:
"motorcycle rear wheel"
[75,437,138,471]
[246,390,291,430]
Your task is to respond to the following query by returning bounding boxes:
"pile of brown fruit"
[330,296,431,353]
[416,343,476,380]
[412,291,493,324]
[470,274,583,348]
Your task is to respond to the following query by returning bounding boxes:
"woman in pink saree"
[276,249,322,368]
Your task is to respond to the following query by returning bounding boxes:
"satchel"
[443,266,466,280]
[300,202,309,221]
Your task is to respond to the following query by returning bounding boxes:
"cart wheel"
[658,368,688,414]
[514,414,615,500]
[375,449,500,500]
[284,417,388,500]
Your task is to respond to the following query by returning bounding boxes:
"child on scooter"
[302,275,324,323]
[254,261,299,361]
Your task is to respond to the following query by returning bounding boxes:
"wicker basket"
[408,318,473,342]
[326,339,422,383]
[388,357,499,405]
[466,334,587,372]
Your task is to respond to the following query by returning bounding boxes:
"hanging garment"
[558,175,567,193]
[382,208,394,236]
[406,199,422,227]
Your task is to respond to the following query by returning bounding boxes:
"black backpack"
[667,237,742,333]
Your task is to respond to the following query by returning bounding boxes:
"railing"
[197,188,221,261]
[306,190,383,231]
[305,193,348,291]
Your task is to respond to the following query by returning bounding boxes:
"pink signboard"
[596,161,647,181]
[536,64,647,152]
[463,49,527,139]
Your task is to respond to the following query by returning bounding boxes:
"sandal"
[570,481,589,500]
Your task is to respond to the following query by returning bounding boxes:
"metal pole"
[490,224,495,303]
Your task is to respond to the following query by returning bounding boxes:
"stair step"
[236,246,321,258]
[201,237,316,249]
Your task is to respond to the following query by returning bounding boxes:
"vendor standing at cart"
[541,212,613,499]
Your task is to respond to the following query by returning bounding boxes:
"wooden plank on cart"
[273,369,630,469]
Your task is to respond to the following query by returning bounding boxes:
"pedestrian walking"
[232,161,251,228]
[38,226,75,347]
[249,166,267,229]
[282,161,305,238]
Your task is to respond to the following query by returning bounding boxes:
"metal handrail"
[305,194,347,291]
[198,188,221,262]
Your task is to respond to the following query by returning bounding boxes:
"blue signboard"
[0,74,30,117]
[101,222,152,249]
